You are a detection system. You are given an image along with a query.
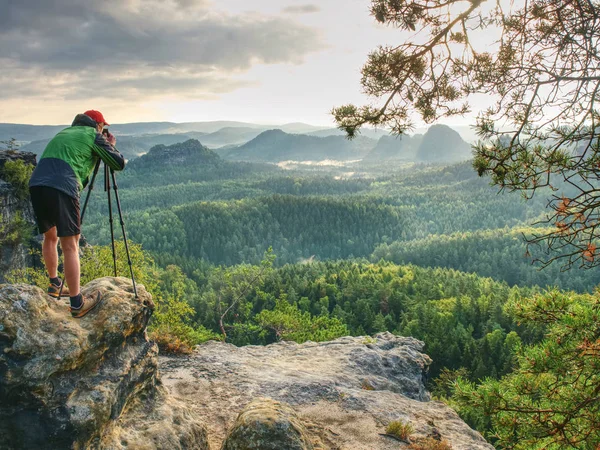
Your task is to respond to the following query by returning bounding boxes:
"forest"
[80,142,598,291]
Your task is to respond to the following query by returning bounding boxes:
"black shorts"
[29,186,81,237]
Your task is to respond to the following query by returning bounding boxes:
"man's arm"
[92,132,125,171]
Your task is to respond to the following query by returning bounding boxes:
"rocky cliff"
[1,278,492,450]
[0,278,209,450]
[0,150,38,282]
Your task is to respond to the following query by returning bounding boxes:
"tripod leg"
[110,169,138,298]
[105,165,118,277]
[80,159,102,225]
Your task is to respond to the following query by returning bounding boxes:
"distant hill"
[362,124,472,163]
[363,134,422,161]
[277,123,330,134]
[417,124,473,162]
[195,127,264,148]
[307,128,391,140]
[18,128,261,160]
[129,139,219,169]
[18,133,197,161]
[118,139,279,189]
[0,124,66,143]
[414,124,479,144]
[223,129,376,162]
[116,133,205,158]
[11,122,473,164]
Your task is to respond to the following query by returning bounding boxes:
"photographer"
[29,110,125,318]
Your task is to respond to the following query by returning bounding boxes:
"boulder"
[222,398,315,450]
[0,277,209,450]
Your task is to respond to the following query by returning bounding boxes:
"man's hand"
[105,131,117,146]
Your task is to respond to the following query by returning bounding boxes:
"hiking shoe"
[48,279,70,298]
[70,292,103,319]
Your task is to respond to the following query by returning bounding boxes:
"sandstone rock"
[99,385,210,450]
[222,398,315,450]
[0,277,209,450]
[160,333,493,450]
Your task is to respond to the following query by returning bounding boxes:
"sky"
[0,0,485,127]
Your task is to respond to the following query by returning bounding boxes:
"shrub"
[149,324,221,355]
[385,420,413,440]
[1,159,34,200]
[0,212,33,248]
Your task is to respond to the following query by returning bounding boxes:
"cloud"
[0,0,323,101]
[282,5,321,14]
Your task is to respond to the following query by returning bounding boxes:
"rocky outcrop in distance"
[0,277,209,450]
[161,333,493,450]
[128,139,220,169]
[417,125,472,162]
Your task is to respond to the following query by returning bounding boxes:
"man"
[29,110,125,318]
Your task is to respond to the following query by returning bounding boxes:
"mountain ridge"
[0,121,331,142]
[224,129,376,162]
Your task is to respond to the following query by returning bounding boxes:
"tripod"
[81,159,138,298]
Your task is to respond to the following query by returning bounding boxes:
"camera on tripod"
[80,132,138,298]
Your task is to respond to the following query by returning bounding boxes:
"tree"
[213,248,275,339]
[333,0,600,270]
[453,289,600,448]
[255,296,348,343]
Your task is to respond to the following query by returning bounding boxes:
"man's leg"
[60,235,80,296]
[42,227,59,279]
[61,233,101,318]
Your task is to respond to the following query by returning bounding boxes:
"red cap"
[84,110,110,126]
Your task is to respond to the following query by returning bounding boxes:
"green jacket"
[29,114,125,198]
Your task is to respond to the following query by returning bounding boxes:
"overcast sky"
[0,0,481,127]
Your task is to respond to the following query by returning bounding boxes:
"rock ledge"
[161,333,493,450]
